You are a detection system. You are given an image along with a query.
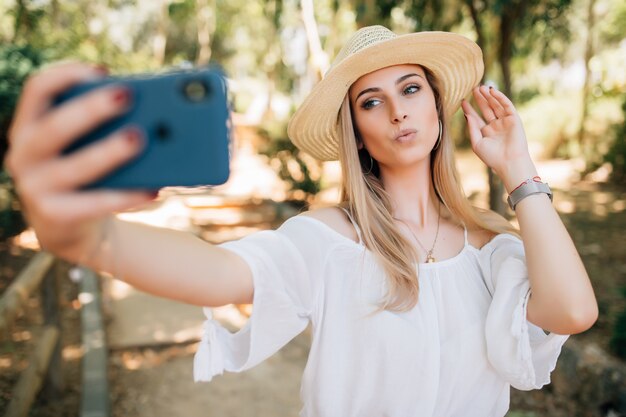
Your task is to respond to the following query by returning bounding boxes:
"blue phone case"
[54,67,231,190]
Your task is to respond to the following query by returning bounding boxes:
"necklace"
[393,203,441,263]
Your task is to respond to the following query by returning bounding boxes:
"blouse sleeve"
[478,234,570,391]
[193,216,325,382]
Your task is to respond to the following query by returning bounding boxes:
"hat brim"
[287,31,484,161]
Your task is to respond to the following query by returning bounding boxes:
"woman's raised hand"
[461,86,538,192]
[4,62,156,261]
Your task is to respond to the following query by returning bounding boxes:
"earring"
[432,119,442,151]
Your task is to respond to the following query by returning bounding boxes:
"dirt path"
[110,331,310,417]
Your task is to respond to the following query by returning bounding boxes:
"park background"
[0,0,625,416]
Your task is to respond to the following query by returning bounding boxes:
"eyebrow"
[354,73,425,102]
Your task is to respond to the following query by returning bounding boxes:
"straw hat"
[287,25,484,161]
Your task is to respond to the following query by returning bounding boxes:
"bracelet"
[507,176,553,211]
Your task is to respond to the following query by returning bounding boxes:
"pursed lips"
[394,128,417,141]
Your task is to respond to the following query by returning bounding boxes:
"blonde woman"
[5,26,596,416]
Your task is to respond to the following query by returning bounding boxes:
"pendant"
[68,265,84,283]
[426,254,436,263]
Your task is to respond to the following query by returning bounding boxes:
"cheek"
[354,112,384,143]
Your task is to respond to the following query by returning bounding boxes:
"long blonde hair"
[338,66,518,312]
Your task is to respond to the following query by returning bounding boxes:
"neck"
[379,159,439,229]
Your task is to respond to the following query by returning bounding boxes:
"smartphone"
[54,67,231,190]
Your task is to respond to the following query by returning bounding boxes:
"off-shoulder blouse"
[193,214,569,417]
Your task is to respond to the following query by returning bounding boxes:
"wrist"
[498,157,539,193]
[60,218,109,265]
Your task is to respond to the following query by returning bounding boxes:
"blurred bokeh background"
[0,0,625,416]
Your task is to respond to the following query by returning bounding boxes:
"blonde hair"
[338,66,518,312]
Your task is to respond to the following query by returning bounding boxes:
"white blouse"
[193,214,569,417]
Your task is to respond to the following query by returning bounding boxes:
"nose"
[389,99,408,123]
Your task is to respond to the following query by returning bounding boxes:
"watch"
[507,180,553,211]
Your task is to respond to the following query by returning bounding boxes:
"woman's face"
[349,64,439,170]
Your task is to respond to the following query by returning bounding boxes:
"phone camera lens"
[183,80,209,102]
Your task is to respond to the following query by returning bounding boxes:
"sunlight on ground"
[12,228,39,250]
[108,279,135,300]
[62,345,84,361]
[0,357,12,368]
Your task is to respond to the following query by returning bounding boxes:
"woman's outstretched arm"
[462,85,598,336]
[4,62,253,307]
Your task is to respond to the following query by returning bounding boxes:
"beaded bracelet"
[507,176,553,211]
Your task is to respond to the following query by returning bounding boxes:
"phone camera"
[183,80,209,102]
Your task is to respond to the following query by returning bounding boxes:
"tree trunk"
[465,0,506,214]
[12,0,28,42]
[196,0,215,66]
[577,0,596,164]
[153,0,169,66]
[489,1,527,216]
[301,0,329,82]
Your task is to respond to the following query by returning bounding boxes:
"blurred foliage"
[0,170,26,241]
[603,96,626,184]
[0,0,624,197]
[257,121,322,202]
[0,43,46,240]
[1,7,617,225]
[0,44,47,162]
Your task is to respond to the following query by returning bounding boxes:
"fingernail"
[93,65,109,76]
[112,88,131,106]
[125,127,144,147]
[489,86,493,90]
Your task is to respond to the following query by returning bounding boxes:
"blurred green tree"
[0,44,46,239]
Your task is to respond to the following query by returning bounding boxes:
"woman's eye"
[361,98,381,110]
[403,85,421,95]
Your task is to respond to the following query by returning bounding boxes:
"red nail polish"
[112,88,131,106]
[125,128,143,146]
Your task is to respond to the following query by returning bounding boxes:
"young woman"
[5,25,597,416]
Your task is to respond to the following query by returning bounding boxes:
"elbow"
[570,303,599,334]
[559,303,599,335]
[530,302,599,335]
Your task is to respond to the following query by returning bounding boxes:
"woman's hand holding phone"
[4,62,156,263]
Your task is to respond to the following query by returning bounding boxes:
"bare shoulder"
[468,228,498,249]
[299,206,359,243]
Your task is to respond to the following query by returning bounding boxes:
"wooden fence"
[0,253,109,417]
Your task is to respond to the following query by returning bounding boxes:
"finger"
[461,99,486,129]
[38,128,145,192]
[488,87,517,116]
[480,86,506,119]
[471,87,496,123]
[42,190,158,224]
[9,62,108,141]
[10,84,132,171]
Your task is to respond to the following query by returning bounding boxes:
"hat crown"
[330,25,397,72]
